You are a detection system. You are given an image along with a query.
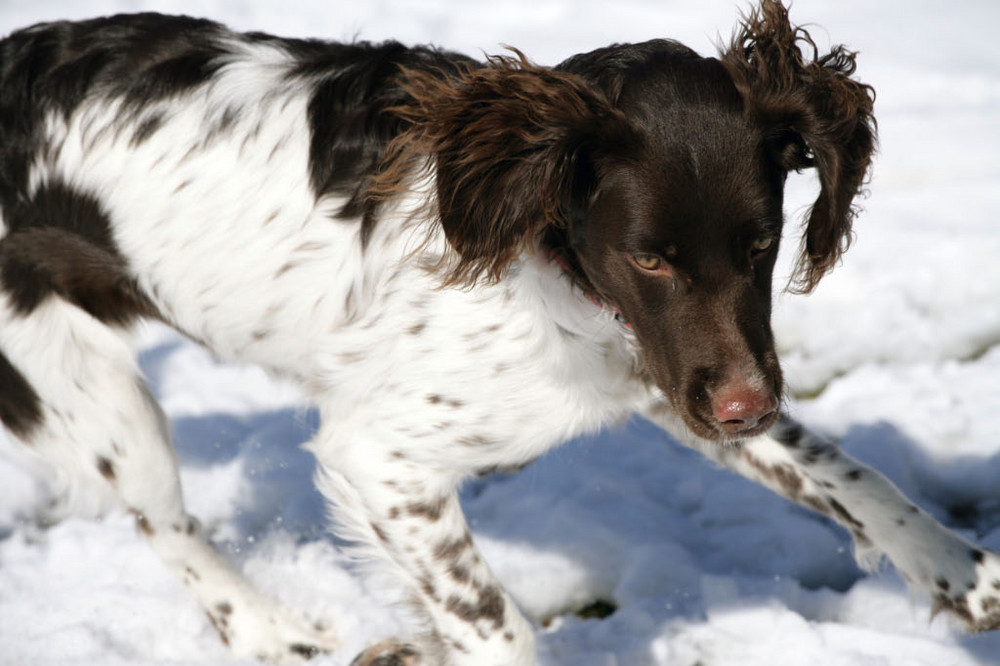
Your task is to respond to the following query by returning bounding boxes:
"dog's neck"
[542,229,628,326]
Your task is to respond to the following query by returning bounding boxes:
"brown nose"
[711,383,778,433]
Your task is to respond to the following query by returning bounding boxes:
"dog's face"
[383,1,875,442]
[568,58,786,439]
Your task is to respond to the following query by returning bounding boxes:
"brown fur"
[370,51,635,286]
[370,2,875,297]
[720,0,877,293]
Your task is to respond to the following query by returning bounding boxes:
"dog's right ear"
[375,51,633,286]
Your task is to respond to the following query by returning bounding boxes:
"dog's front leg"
[649,405,1000,633]
[311,429,535,666]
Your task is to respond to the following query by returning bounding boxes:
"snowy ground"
[2,1,1000,664]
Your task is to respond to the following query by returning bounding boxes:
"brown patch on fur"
[289,643,322,659]
[129,509,155,537]
[445,586,506,630]
[433,533,474,562]
[448,562,472,585]
[0,350,43,439]
[744,451,807,503]
[406,497,447,521]
[932,593,973,626]
[0,227,158,322]
[802,495,830,516]
[827,497,864,531]
[350,641,421,666]
[0,183,159,324]
[418,573,440,602]
[206,612,231,646]
[96,456,116,482]
[371,522,389,542]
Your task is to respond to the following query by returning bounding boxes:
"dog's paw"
[209,601,339,663]
[350,639,421,666]
[932,547,1000,633]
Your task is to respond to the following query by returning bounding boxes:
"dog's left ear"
[721,0,877,293]
[380,51,631,286]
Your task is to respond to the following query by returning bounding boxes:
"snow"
[1,1,1000,664]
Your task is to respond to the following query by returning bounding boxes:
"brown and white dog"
[0,1,997,663]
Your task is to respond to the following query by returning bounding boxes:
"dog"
[1,1,998,663]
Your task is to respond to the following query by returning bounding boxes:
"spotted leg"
[0,295,338,661]
[311,429,536,666]
[653,405,1000,632]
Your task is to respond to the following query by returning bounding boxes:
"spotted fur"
[0,3,996,664]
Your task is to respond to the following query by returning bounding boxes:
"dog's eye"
[751,236,775,255]
[632,253,663,271]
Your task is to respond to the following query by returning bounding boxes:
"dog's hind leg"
[0,294,338,661]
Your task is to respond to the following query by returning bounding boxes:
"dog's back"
[0,15,471,369]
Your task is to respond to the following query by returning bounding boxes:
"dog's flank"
[0,2,997,664]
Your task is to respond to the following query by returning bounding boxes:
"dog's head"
[379,0,875,442]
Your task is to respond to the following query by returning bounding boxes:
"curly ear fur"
[373,51,632,286]
[721,0,877,293]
